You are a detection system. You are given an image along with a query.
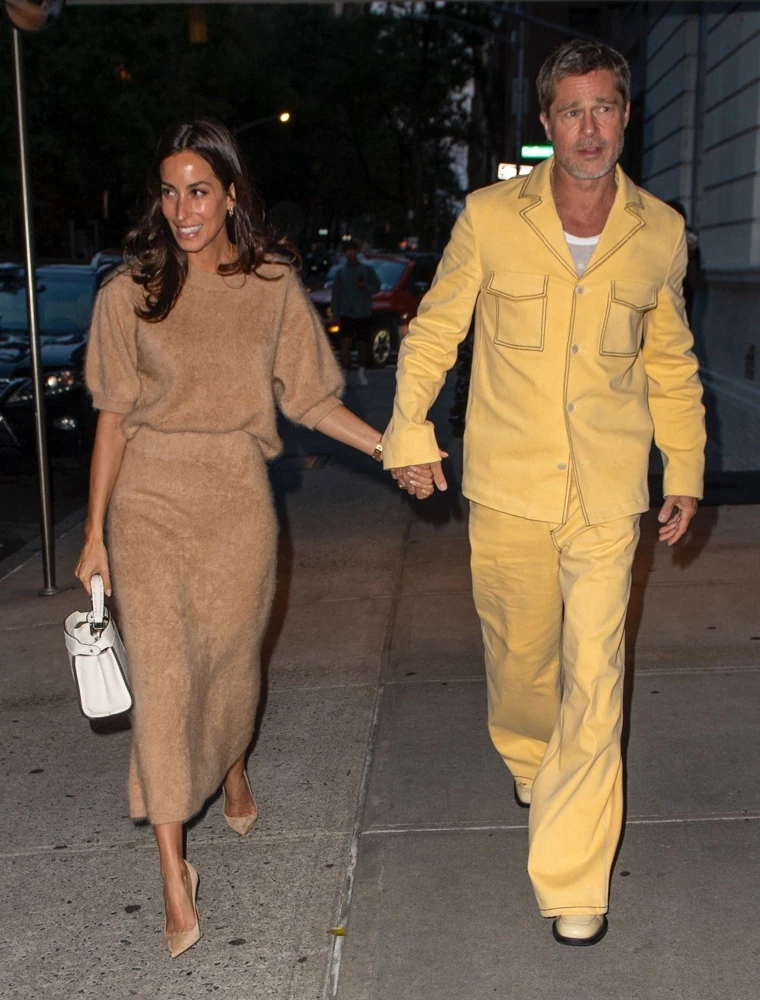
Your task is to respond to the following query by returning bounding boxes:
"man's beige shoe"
[514,781,532,808]
[552,913,608,947]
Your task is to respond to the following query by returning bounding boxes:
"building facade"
[615,1,760,472]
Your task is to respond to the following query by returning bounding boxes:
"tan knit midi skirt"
[108,428,277,825]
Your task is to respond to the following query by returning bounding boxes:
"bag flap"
[487,271,548,300]
[64,615,117,656]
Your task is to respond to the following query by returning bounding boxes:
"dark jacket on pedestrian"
[331,261,380,319]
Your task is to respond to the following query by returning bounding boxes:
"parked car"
[0,261,116,457]
[91,249,125,281]
[309,252,440,366]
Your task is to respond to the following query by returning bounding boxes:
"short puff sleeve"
[85,273,140,415]
[272,269,344,428]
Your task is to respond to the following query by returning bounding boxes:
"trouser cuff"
[540,905,608,918]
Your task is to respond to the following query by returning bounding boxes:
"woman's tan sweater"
[86,262,344,457]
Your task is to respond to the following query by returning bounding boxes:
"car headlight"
[7,369,80,404]
[44,370,78,393]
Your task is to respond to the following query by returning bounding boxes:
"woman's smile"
[174,222,203,240]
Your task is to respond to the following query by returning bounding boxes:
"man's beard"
[555,133,625,180]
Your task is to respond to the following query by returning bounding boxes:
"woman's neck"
[187,237,236,274]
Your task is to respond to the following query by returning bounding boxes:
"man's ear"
[623,102,630,129]
[540,112,551,142]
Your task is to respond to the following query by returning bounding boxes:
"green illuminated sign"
[521,145,553,160]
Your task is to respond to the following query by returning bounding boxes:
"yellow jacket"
[382,159,706,524]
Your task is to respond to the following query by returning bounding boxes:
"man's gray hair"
[537,39,630,116]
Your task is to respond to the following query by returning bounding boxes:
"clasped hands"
[391,453,448,500]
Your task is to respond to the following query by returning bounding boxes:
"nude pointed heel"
[164,861,201,959]
[223,771,258,836]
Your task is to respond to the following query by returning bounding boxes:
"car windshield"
[324,257,405,292]
[0,270,96,336]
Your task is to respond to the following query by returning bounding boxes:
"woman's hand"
[391,450,449,500]
[311,407,449,501]
[75,537,112,596]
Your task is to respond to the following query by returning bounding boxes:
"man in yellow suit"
[383,40,706,947]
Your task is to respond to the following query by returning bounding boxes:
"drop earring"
[228,205,235,218]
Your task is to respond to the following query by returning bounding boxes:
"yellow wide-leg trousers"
[469,478,640,916]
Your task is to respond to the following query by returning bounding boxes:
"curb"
[0,505,88,586]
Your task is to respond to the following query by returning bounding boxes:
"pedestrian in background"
[74,119,420,958]
[331,239,380,385]
[384,41,705,946]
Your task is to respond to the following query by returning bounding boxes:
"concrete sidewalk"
[1,370,759,999]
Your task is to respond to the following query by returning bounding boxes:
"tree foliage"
[0,2,499,255]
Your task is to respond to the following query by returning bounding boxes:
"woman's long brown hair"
[124,119,296,322]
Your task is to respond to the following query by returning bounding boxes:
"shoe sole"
[514,783,530,809]
[552,915,608,947]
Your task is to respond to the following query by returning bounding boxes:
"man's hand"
[657,495,698,546]
[392,452,449,500]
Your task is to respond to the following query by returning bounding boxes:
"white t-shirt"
[564,232,600,275]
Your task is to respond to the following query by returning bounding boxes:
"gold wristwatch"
[372,440,384,463]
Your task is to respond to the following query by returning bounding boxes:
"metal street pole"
[11,26,58,595]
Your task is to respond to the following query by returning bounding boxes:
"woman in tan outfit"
[75,119,434,957]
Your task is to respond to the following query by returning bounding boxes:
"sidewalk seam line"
[325,508,413,1000]
[381,663,760,687]
[631,664,760,675]
[0,829,349,860]
[5,812,756,859]
[359,813,760,836]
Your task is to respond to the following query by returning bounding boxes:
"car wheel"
[369,320,396,367]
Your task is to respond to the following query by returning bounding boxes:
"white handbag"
[64,574,132,719]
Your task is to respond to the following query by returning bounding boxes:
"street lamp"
[235,112,292,137]
[4,0,63,31]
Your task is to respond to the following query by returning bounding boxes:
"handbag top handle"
[90,574,106,628]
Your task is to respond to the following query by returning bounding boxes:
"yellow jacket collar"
[517,158,645,278]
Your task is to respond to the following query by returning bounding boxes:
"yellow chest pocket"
[600,280,658,357]
[484,271,548,351]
